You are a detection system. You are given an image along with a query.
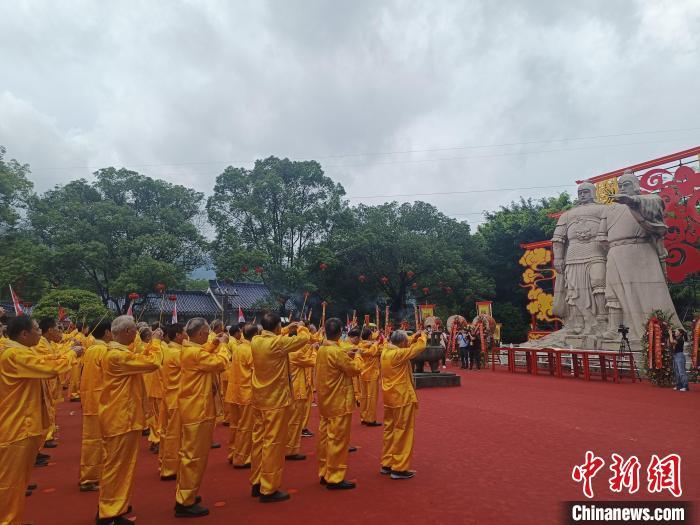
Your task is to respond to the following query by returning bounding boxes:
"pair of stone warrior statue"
[527,170,680,349]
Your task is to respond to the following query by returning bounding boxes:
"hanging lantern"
[422,287,430,295]
[380,276,389,285]
[319,262,328,271]
[155,282,166,293]
[128,293,140,300]
[358,274,367,283]
[241,265,249,273]
[255,266,264,274]
[446,287,453,294]
[406,270,415,279]
[168,294,177,301]
[411,282,418,289]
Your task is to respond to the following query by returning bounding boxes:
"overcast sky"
[1,0,699,228]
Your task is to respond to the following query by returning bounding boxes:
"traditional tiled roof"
[134,290,220,317]
[208,280,276,310]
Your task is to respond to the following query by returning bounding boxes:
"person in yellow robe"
[78,321,112,492]
[345,327,363,408]
[225,323,256,468]
[0,316,80,525]
[301,324,320,438]
[380,330,426,480]
[137,324,164,453]
[174,318,230,518]
[158,322,185,481]
[316,318,362,489]
[285,328,317,460]
[67,321,88,402]
[358,326,382,426]
[250,313,310,503]
[97,315,162,525]
[221,324,241,425]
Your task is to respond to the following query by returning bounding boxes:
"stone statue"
[552,182,607,337]
[601,170,680,341]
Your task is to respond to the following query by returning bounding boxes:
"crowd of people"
[0,310,427,525]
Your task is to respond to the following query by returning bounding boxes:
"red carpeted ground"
[24,366,698,525]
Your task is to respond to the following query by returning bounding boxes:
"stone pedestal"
[413,372,461,389]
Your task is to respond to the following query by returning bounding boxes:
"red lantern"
[411,282,418,289]
[155,282,166,293]
[380,276,389,285]
[446,287,453,294]
[128,293,140,300]
[406,270,415,279]
[241,265,249,273]
[422,287,430,295]
[358,274,367,283]
[319,262,328,271]
[255,266,263,274]
[168,294,177,301]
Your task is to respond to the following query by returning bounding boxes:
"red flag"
[9,284,23,316]
[238,307,245,324]
[126,300,134,317]
[172,300,178,324]
[58,306,67,321]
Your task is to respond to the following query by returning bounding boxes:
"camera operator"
[668,328,689,392]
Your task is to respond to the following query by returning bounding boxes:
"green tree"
[27,168,207,310]
[0,145,33,233]
[207,157,349,294]
[32,288,109,323]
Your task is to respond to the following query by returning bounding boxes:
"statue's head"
[577,182,596,204]
[618,170,640,196]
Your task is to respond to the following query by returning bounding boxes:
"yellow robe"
[0,339,76,525]
[286,343,316,456]
[176,339,230,506]
[249,327,310,496]
[225,339,254,466]
[138,339,165,445]
[32,337,62,442]
[315,340,361,483]
[159,340,182,478]
[380,334,427,472]
[97,341,161,519]
[79,339,108,487]
[68,332,87,400]
[358,340,382,423]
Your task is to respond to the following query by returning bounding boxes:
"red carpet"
[24,366,698,525]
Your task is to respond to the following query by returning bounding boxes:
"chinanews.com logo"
[563,451,694,524]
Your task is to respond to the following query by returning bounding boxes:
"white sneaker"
[673,387,678,390]
[679,388,688,392]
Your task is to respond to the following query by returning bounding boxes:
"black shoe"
[79,482,99,492]
[96,517,134,525]
[251,483,261,497]
[70,397,81,402]
[232,463,251,469]
[319,477,327,485]
[174,502,209,518]
[222,421,230,427]
[37,452,51,461]
[26,489,32,497]
[360,421,367,425]
[149,442,159,454]
[160,474,177,481]
[365,421,382,427]
[390,470,415,480]
[326,480,356,490]
[34,459,48,468]
[210,442,221,449]
[141,429,150,437]
[380,465,391,475]
[44,439,58,448]
[301,428,314,437]
[285,453,306,461]
[259,490,290,503]
[348,446,358,453]
[27,483,38,490]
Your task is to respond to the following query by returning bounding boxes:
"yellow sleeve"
[109,350,162,376]
[7,350,77,379]
[390,336,427,365]
[193,346,230,373]
[335,349,362,376]
[289,345,316,368]
[273,329,311,357]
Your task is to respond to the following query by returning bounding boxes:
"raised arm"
[7,350,77,379]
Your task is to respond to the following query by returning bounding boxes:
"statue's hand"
[611,193,633,205]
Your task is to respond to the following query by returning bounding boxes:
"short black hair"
[166,322,184,341]
[229,324,241,336]
[76,322,84,331]
[261,312,281,332]
[38,317,57,333]
[325,317,343,340]
[8,316,35,340]
[361,326,373,340]
[151,322,163,331]
[243,323,258,341]
[347,327,361,338]
[91,321,112,340]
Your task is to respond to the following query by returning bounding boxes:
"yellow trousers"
[229,403,253,466]
[302,395,312,430]
[176,419,215,506]
[147,397,162,444]
[317,413,352,484]
[360,379,379,423]
[99,430,140,519]
[0,435,43,525]
[285,398,307,456]
[352,377,361,402]
[68,363,81,399]
[45,398,57,442]
[79,414,102,486]
[381,403,416,472]
[159,407,181,478]
[250,406,292,495]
